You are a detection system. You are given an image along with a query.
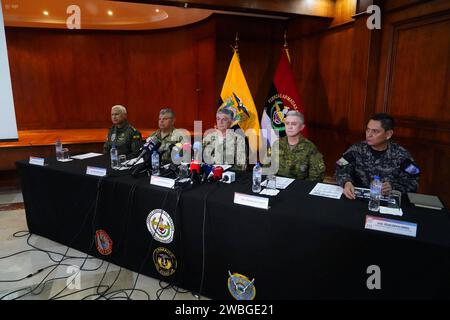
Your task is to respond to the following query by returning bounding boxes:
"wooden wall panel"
[6,22,216,132]
[385,16,450,122]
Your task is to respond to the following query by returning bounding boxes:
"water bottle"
[110,145,119,169]
[55,138,63,160]
[368,175,382,212]
[252,162,262,193]
[151,151,160,175]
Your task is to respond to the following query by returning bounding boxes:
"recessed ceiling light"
[43,11,49,16]
[107,10,113,16]
[155,9,160,13]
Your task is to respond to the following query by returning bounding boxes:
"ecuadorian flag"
[217,50,260,152]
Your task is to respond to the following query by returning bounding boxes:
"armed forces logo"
[95,229,113,256]
[153,247,177,277]
[146,209,174,244]
[227,271,256,300]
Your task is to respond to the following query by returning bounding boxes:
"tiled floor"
[0,191,207,300]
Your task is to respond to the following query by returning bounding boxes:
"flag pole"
[284,29,291,64]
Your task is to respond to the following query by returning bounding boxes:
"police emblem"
[146,209,175,244]
[95,229,113,256]
[227,271,256,300]
[153,247,177,277]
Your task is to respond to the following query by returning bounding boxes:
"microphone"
[207,166,223,182]
[192,141,202,161]
[189,160,201,184]
[213,166,224,181]
[134,136,161,164]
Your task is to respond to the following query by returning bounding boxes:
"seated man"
[275,110,325,181]
[203,108,248,171]
[103,105,142,159]
[335,113,420,200]
[148,108,182,165]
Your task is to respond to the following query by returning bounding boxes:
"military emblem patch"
[404,163,420,175]
[336,157,349,166]
[227,271,256,300]
[153,247,177,277]
[146,209,175,244]
[111,133,116,142]
[95,229,113,256]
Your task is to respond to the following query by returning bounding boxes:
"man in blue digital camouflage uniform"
[335,113,420,200]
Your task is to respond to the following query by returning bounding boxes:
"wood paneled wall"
[6,22,217,132]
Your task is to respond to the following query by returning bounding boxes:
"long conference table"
[16,155,450,299]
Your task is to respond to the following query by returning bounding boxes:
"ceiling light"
[107,10,113,16]
[43,11,49,16]
[155,9,160,13]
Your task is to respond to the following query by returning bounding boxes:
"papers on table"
[309,183,343,199]
[71,152,103,160]
[261,176,294,190]
[259,188,280,196]
[379,206,403,216]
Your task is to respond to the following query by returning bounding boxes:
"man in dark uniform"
[335,113,420,199]
[103,105,142,159]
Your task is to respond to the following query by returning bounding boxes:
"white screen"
[0,4,18,141]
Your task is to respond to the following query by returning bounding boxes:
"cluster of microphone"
[188,160,224,184]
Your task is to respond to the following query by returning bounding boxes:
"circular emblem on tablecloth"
[146,209,174,244]
[95,229,113,256]
[227,272,256,300]
[153,247,177,277]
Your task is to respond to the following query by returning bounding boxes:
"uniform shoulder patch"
[404,163,420,175]
[336,157,349,167]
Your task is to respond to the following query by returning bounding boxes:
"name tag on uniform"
[29,157,45,166]
[150,176,175,189]
[86,166,107,177]
[234,192,269,210]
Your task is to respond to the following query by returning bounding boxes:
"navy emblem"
[153,247,177,277]
[227,271,256,300]
[404,163,420,175]
[95,230,113,256]
[146,209,174,244]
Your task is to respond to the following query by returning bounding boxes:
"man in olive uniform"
[335,113,420,200]
[203,109,248,171]
[103,105,142,159]
[148,108,182,165]
[275,110,325,181]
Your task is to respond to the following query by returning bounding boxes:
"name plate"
[365,215,417,238]
[86,166,107,177]
[234,192,269,210]
[150,176,175,189]
[29,157,45,166]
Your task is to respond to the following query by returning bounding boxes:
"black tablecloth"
[16,155,450,299]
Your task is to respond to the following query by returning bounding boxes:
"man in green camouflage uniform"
[103,105,142,159]
[148,108,183,165]
[275,110,325,181]
[335,113,420,199]
[203,109,248,171]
